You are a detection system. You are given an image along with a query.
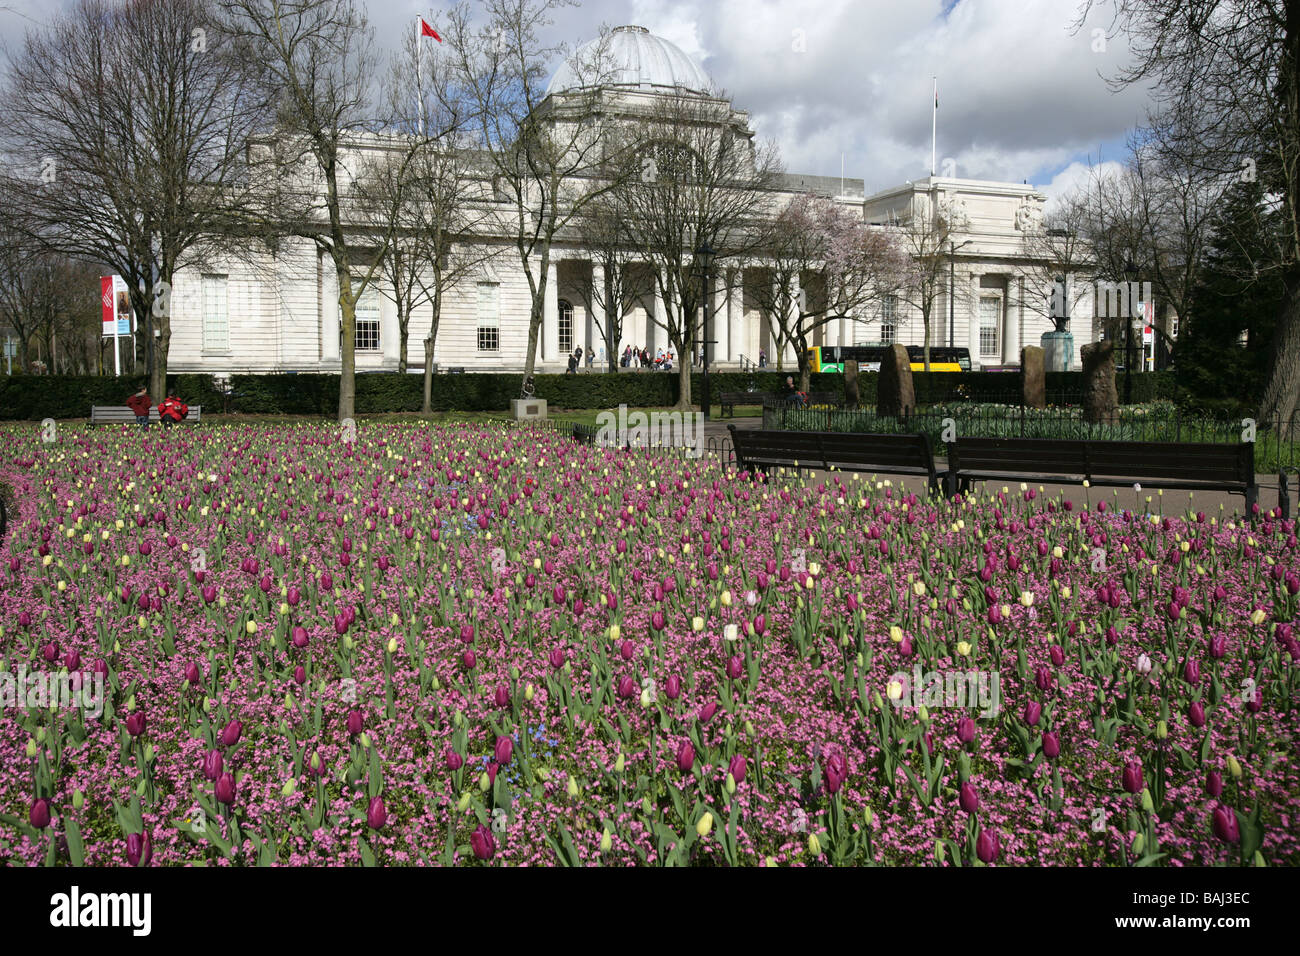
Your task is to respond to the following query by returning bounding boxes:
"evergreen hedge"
[0,369,1179,420]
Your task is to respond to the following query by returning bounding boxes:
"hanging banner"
[100,275,133,337]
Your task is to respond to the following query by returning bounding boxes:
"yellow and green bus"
[806,345,971,373]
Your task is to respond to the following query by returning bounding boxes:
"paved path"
[699,416,1285,519]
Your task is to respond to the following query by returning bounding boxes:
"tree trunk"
[154,305,171,401]
[798,342,811,393]
[922,305,932,372]
[421,289,442,415]
[1258,268,1300,435]
[398,305,409,374]
[338,269,356,422]
[676,346,692,411]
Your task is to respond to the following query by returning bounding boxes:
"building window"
[354,285,380,352]
[558,298,573,354]
[979,296,1000,357]
[879,295,896,344]
[202,274,228,352]
[477,281,500,352]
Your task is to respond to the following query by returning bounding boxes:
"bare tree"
[0,0,265,396]
[1012,195,1099,348]
[1079,0,1300,424]
[442,1,628,391]
[611,90,782,409]
[573,188,655,371]
[747,193,907,390]
[222,0,423,421]
[890,188,959,370]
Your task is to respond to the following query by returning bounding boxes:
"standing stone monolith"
[843,359,860,409]
[1081,341,1118,425]
[1021,345,1046,409]
[877,344,916,418]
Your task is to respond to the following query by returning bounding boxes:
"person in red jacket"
[158,393,188,429]
[124,385,152,430]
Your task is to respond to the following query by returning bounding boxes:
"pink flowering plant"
[0,420,1296,866]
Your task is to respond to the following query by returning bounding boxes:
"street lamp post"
[1123,260,1137,406]
[694,242,716,421]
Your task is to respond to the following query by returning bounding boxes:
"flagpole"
[416,16,424,138]
[931,76,937,177]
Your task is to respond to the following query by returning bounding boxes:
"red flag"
[420,17,442,42]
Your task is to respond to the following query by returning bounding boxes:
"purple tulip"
[1206,770,1223,797]
[495,736,513,765]
[1208,635,1226,659]
[824,753,848,795]
[1035,666,1054,691]
[126,830,152,867]
[725,655,743,680]
[1122,760,1143,794]
[617,675,636,699]
[125,711,147,737]
[219,719,242,747]
[548,647,565,669]
[203,749,223,781]
[1188,702,1206,728]
[1184,659,1201,685]
[620,640,634,660]
[42,641,59,663]
[346,710,364,736]
[461,650,477,670]
[293,665,306,685]
[184,661,201,685]
[29,798,50,829]
[63,649,81,671]
[494,684,510,708]
[1042,731,1060,759]
[956,717,976,745]
[650,611,666,631]
[471,824,496,860]
[976,829,1000,863]
[366,796,387,830]
[444,747,464,771]
[291,626,309,649]
[1024,701,1042,727]
[728,755,747,785]
[215,772,236,805]
[676,740,695,773]
[1211,804,1239,844]
[699,701,719,723]
[664,675,682,700]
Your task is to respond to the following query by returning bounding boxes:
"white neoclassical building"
[166,25,1108,378]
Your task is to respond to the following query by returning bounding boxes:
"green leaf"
[65,818,84,867]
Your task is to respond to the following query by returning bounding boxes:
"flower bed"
[0,421,1296,866]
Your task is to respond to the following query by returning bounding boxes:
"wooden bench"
[763,391,841,409]
[728,424,943,495]
[90,405,203,425]
[719,391,765,417]
[944,437,1257,512]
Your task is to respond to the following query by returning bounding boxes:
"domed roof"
[546,26,711,96]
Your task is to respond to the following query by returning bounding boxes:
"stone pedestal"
[510,398,547,422]
[1041,330,1074,372]
[1021,345,1046,409]
[876,344,915,418]
[1081,342,1118,425]
[843,359,860,409]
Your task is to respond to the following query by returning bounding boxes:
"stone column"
[966,272,981,370]
[321,254,340,365]
[713,271,728,365]
[1004,278,1020,365]
[591,263,607,361]
[381,288,400,366]
[543,259,559,364]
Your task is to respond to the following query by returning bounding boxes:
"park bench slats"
[90,405,203,425]
[718,391,765,417]
[729,425,942,494]
[946,436,1256,512]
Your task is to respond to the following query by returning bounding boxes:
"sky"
[1,0,1149,210]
